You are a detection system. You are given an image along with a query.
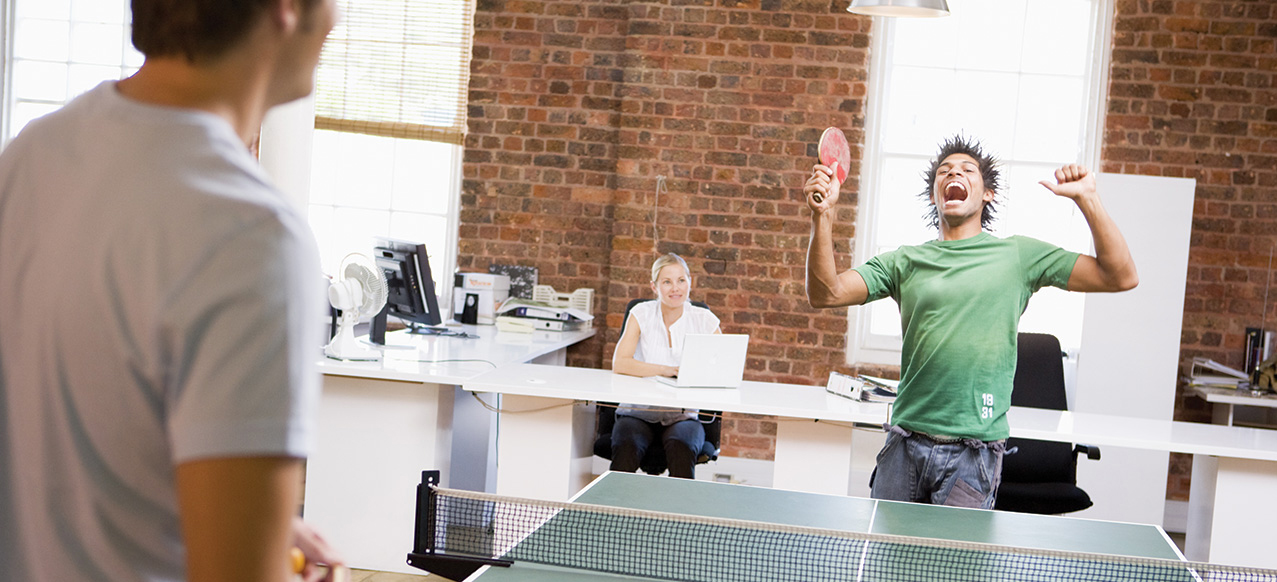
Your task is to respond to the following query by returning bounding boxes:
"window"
[305,0,475,312]
[852,0,1112,365]
[0,0,474,317]
[2,0,140,143]
[307,130,460,298]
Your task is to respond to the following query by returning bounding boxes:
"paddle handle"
[811,160,837,204]
[291,547,350,582]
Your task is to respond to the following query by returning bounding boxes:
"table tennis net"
[423,485,1277,582]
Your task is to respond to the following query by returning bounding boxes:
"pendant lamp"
[847,0,951,18]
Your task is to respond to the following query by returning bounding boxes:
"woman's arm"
[612,313,678,377]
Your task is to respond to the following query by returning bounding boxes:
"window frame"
[848,0,1114,366]
[1,0,141,146]
[0,0,466,315]
[1,1,12,143]
[301,0,474,314]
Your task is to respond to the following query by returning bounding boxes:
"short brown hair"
[131,0,318,63]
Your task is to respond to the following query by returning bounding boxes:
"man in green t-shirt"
[803,135,1138,508]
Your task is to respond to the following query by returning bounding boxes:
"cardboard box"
[453,273,510,325]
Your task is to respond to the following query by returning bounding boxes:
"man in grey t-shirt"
[0,1,343,580]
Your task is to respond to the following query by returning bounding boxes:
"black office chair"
[994,332,1101,515]
[594,298,722,475]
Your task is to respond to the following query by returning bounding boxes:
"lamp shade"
[847,0,950,18]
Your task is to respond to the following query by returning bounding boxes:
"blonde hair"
[650,253,690,282]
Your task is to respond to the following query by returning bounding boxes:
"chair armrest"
[1072,444,1101,461]
[699,411,722,450]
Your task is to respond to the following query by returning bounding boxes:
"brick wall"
[461,1,627,369]
[1105,0,1276,500]
[464,0,1275,484]
[464,0,878,459]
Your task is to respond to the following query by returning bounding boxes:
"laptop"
[655,334,750,389]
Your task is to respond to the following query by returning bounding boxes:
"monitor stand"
[370,305,389,345]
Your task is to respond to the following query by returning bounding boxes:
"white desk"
[1187,383,1277,427]
[466,361,892,501]
[306,326,594,574]
[464,363,1277,569]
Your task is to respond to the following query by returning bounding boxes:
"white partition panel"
[305,375,453,574]
[1072,173,1195,525]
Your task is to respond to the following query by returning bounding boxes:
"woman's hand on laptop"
[659,365,679,378]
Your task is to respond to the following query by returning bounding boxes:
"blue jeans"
[610,416,705,479]
[869,425,1006,508]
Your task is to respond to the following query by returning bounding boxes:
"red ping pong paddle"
[814,127,850,203]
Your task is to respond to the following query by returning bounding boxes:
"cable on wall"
[653,175,667,253]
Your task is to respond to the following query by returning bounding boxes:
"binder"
[495,298,593,322]
[495,315,588,333]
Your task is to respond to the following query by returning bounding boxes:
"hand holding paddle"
[813,127,850,204]
[292,518,349,582]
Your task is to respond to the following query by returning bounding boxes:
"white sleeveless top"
[618,300,720,424]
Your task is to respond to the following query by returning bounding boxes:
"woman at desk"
[611,253,720,478]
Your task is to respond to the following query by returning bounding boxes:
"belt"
[915,431,964,444]
[885,424,1007,450]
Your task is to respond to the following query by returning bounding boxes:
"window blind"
[314,0,474,145]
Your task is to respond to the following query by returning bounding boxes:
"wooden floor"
[350,568,441,582]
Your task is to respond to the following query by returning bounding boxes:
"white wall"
[1071,173,1196,526]
[259,95,316,212]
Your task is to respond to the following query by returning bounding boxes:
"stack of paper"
[1188,357,1249,389]
[858,375,899,402]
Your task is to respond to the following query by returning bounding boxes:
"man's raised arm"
[805,166,870,308]
[1039,164,1139,293]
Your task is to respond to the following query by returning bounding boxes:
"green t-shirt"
[854,232,1079,441]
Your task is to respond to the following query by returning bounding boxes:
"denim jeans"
[869,424,1006,508]
[610,416,705,479]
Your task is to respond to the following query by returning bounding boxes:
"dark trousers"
[610,416,705,479]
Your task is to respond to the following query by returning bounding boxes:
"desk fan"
[325,253,388,361]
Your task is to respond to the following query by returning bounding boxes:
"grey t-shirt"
[0,82,323,581]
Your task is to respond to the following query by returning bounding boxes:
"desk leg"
[530,348,567,366]
[495,394,595,501]
[773,420,861,496]
[1208,402,1235,426]
[305,375,453,575]
[1184,454,1217,562]
[1187,454,1277,568]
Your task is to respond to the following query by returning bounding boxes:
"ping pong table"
[411,471,1214,582]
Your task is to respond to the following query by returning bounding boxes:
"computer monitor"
[372,237,441,336]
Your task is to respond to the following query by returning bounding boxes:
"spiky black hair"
[918,135,1001,231]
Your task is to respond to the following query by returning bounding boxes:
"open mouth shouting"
[942,180,968,208]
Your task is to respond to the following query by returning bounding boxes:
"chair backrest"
[1003,332,1074,483]
[1011,332,1069,410]
[620,298,710,336]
